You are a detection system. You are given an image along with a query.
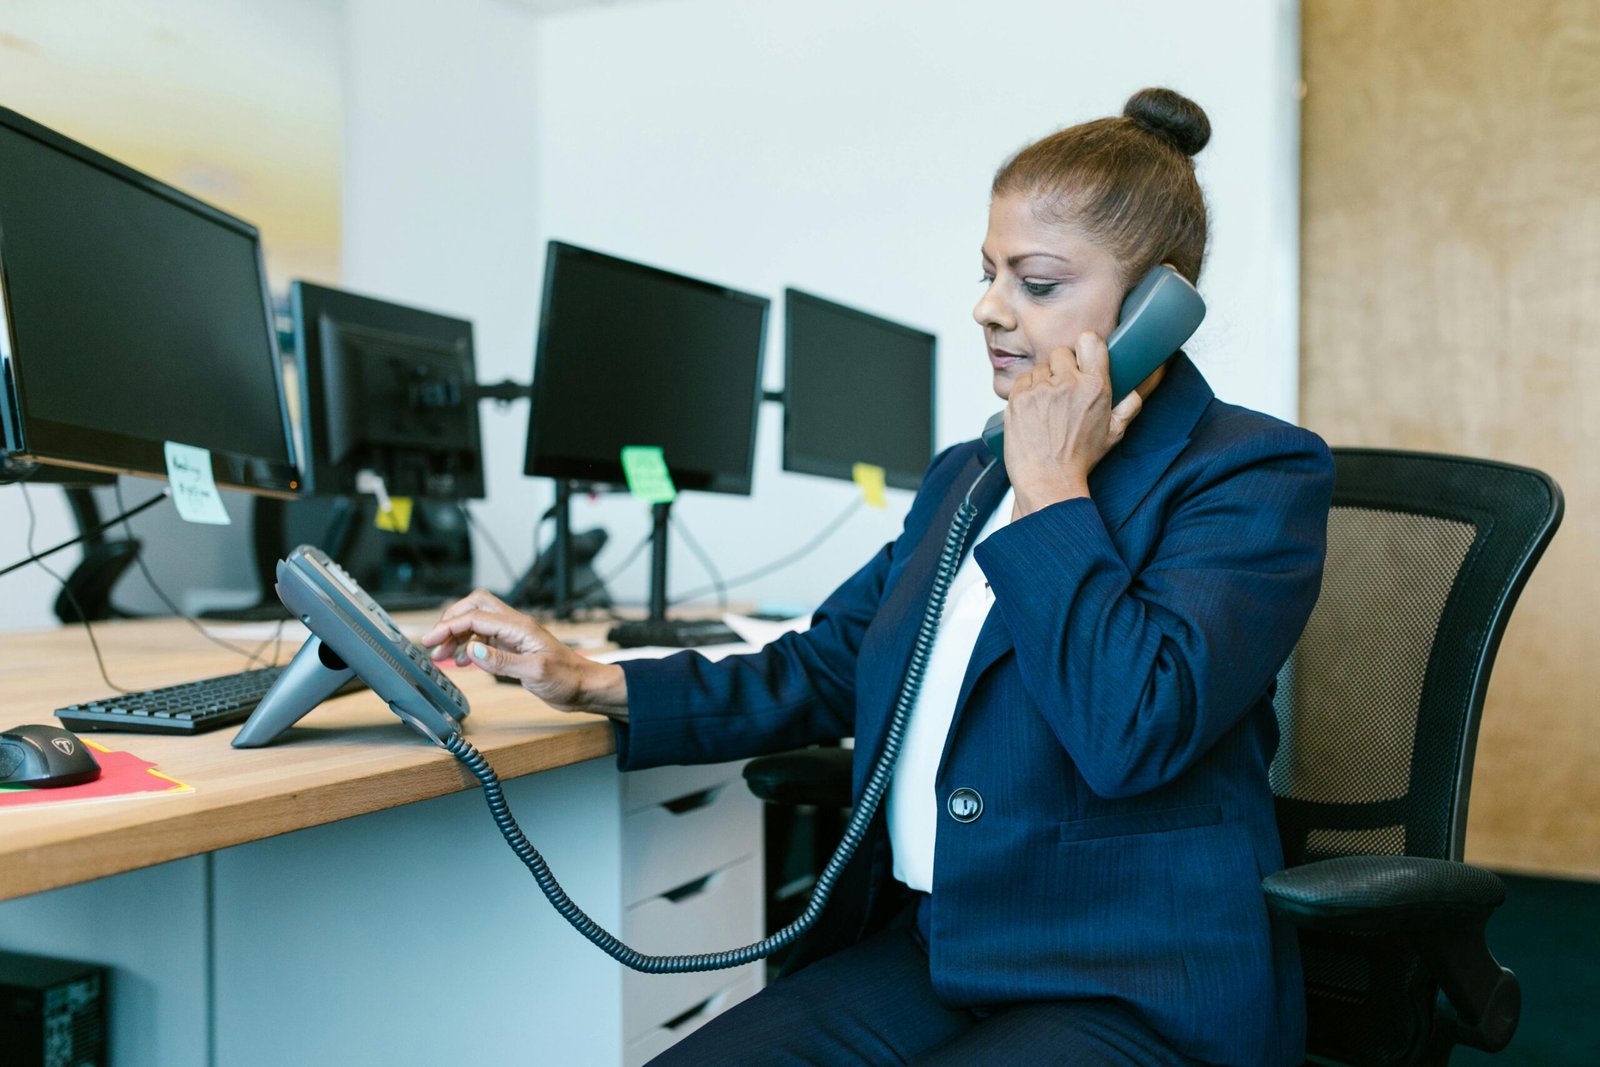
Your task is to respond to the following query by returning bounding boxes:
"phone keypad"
[298,545,467,714]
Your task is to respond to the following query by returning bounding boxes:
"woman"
[424,88,1333,1065]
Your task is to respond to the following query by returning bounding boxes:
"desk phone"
[232,545,468,748]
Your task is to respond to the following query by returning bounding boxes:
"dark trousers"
[647,922,1196,1066]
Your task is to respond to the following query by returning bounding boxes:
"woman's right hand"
[421,590,628,719]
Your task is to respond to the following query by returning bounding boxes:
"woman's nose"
[972,281,1013,332]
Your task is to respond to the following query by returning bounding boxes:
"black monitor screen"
[524,242,769,494]
[292,282,484,500]
[0,107,296,493]
[783,289,936,491]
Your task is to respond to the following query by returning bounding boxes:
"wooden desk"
[0,614,764,1065]
[0,614,616,902]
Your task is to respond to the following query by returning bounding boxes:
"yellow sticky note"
[374,497,414,533]
[852,463,887,509]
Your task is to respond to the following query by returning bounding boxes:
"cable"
[0,488,169,579]
[246,617,289,669]
[18,484,130,694]
[670,497,864,607]
[112,482,274,669]
[668,513,728,610]
[537,530,653,618]
[446,458,1000,973]
[458,503,522,586]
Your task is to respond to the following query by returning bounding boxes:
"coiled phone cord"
[445,459,999,974]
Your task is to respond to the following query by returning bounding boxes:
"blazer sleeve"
[973,425,1335,799]
[613,545,888,770]
[613,445,970,771]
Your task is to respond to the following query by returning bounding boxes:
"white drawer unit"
[623,857,761,1041]
[618,761,765,1060]
[624,972,763,1067]
[0,759,770,1066]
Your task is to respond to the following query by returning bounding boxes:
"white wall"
[2,0,1301,632]
[517,0,1303,610]
[340,0,548,596]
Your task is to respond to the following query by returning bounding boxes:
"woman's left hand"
[1003,331,1145,517]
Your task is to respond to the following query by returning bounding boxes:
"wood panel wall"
[1301,1,1600,877]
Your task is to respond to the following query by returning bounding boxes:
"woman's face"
[974,192,1127,400]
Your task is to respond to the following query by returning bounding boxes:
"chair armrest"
[1262,855,1504,934]
[742,747,853,807]
[1263,856,1519,1053]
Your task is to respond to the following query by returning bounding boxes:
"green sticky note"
[620,446,677,503]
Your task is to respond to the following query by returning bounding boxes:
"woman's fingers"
[1068,332,1109,391]
[1048,340,1082,382]
[1109,387,1145,439]
[425,610,550,678]
[434,587,511,626]
[424,592,517,646]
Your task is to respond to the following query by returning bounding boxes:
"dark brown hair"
[992,88,1210,286]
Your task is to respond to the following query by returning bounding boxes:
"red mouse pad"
[0,741,192,810]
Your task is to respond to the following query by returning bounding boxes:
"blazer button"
[947,787,983,823]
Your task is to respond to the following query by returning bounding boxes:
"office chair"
[742,448,1563,1066]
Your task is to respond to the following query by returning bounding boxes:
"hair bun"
[1124,88,1210,156]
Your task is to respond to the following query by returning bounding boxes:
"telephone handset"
[980,264,1206,462]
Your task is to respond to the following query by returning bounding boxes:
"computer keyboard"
[54,666,366,736]
[606,617,743,649]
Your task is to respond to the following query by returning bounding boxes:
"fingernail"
[470,641,488,661]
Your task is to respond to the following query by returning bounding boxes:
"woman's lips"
[988,346,1028,370]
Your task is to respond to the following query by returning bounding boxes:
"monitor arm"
[464,379,531,405]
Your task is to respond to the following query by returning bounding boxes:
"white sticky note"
[163,441,232,526]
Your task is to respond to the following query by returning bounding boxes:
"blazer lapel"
[855,447,1009,771]
[1085,351,1213,534]
[937,353,1216,764]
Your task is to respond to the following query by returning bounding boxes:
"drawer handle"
[661,786,721,815]
[661,872,716,903]
[662,996,715,1032]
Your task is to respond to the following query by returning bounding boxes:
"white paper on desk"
[721,613,811,647]
[590,643,760,664]
[202,620,430,644]
[201,620,311,643]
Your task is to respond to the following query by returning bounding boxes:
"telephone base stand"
[232,634,357,748]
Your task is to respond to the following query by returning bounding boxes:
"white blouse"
[886,488,1014,893]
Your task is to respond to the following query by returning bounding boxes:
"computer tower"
[0,950,108,1067]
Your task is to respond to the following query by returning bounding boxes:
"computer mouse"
[0,724,102,788]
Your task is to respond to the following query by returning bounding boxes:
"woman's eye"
[1022,280,1058,297]
[978,274,994,285]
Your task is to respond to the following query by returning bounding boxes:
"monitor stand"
[506,480,613,616]
[605,500,739,649]
[55,486,141,624]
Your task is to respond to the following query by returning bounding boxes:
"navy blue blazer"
[616,354,1334,1066]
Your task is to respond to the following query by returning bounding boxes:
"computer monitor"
[523,241,769,494]
[290,281,485,501]
[0,106,298,495]
[782,289,936,491]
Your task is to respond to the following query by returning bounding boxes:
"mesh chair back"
[1269,449,1562,1065]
